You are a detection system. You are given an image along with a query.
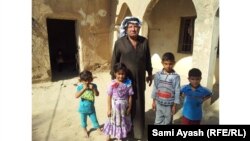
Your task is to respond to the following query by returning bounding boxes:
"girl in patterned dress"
[103,63,134,141]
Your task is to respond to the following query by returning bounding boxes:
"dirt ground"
[32,71,219,141]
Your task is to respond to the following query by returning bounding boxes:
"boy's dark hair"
[162,52,175,61]
[79,70,93,81]
[113,62,127,74]
[188,68,202,77]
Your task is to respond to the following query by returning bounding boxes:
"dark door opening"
[46,18,79,81]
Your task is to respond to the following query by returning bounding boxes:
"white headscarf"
[119,16,142,38]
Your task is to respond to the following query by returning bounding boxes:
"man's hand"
[146,74,153,86]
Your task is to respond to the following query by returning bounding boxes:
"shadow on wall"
[211,83,219,104]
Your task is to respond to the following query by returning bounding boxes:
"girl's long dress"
[103,80,133,139]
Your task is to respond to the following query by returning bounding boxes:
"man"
[110,16,153,140]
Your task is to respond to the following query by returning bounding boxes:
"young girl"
[103,63,134,141]
[75,70,102,138]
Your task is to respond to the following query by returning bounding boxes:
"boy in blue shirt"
[151,52,181,125]
[181,68,212,125]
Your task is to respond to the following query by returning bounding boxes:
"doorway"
[46,18,79,81]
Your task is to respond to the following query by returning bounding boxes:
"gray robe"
[111,35,153,139]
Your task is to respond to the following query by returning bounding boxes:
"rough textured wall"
[146,0,219,85]
[191,0,219,88]
[148,0,196,59]
[32,0,111,82]
[32,0,53,82]
[74,0,111,71]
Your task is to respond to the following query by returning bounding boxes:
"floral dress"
[103,78,134,139]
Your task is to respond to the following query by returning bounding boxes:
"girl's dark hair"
[113,62,127,74]
[162,52,175,61]
[188,68,202,77]
[79,70,93,81]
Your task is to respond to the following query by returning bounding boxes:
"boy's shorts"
[182,116,200,125]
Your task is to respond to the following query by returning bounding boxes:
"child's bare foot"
[83,128,89,138]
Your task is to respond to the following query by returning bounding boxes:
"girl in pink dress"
[103,63,134,141]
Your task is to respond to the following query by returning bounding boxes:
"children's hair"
[79,70,93,81]
[113,62,127,74]
[188,68,202,77]
[162,52,175,61]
